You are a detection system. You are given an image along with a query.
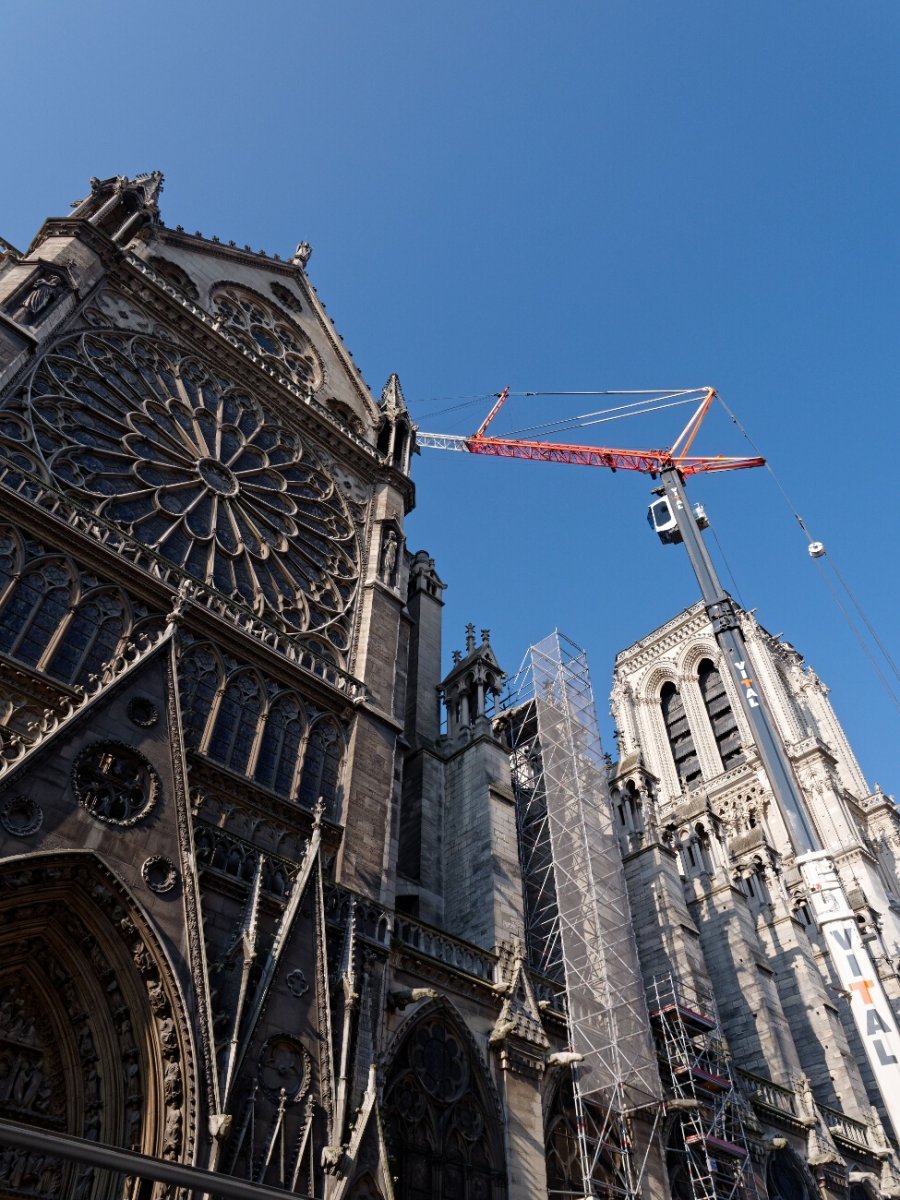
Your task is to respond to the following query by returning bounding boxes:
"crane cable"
[717,396,900,715]
[504,393,702,439]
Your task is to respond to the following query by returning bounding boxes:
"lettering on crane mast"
[830,928,899,1065]
[733,661,760,708]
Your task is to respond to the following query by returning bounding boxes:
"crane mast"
[658,465,817,854]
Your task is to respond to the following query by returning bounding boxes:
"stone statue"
[292,241,312,269]
[380,529,399,585]
[19,273,63,322]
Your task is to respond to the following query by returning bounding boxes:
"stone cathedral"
[0,173,898,1200]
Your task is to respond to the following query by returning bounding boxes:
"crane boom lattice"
[501,633,661,1199]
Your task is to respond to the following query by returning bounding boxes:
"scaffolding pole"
[648,974,759,1200]
[501,633,662,1200]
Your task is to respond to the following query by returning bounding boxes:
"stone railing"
[818,1104,873,1151]
[393,916,497,982]
[530,972,567,1012]
[194,824,299,899]
[0,460,367,702]
[323,888,498,981]
[737,1069,799,1119]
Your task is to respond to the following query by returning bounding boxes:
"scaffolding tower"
[648,974,758,1200]
[500,633,662,1200]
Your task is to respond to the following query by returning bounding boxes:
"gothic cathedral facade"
[0,174,897,1200]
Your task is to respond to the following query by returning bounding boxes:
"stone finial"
[452,649,462,665]
[465,624,476,654]
[481,628,491,646]
[291,241,312,268]
[380,373,408,415]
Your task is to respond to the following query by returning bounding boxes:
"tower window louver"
[660,681,701,786]
[698,658,745,770]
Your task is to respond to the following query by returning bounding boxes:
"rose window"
[21,332,358,646]
[212,287,323,392]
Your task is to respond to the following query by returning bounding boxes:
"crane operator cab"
[648,494,710,545]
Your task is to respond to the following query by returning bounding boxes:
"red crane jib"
[462,436,765,477]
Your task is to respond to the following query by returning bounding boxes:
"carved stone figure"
[162,1106,182,1157]
[18,272,63,322]
[291,241,312,268]
[380,529,399,586]
[164,1060,182,1104]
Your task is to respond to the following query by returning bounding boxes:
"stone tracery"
[212,285,322,392]
[14,331,359,643]
[384,1010,505,1200]
[177,642,346,814]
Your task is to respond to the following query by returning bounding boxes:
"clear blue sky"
[4,1,899,791]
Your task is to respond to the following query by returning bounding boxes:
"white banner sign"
[798,850,900,1141]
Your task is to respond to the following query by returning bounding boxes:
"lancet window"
[697,658,744,771]
[298,719,342,812]
[207,671,265,775]
[176,646,344,812]
[0,558,74,669]
[384,1012,505,1200]
[46,589,128,685]
[545,1079,618,1197]
[254,693,304,796]
[0,530,158,691]
[660,681,700,787]
[178,646,223,746]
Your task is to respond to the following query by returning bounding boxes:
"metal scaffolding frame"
[648,974,758,1200]
[501,632,662,1200]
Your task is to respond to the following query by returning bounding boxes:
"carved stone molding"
[72,740,160,826]
[141,855,178,894]
[0,794,43,837]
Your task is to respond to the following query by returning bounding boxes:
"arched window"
[207,672,264,774]
[254,693,304,796]
[546,1079,619,1196]
[46,589,128,685]
[766,1148,817,1200]
[177,646,223,747]
[348,1176,385,1200]
[0,559,74,668]
[660,682,700,786]
[392,423,410,470]
[298,719,343,813]
[384,1013,505,1200]
[697,659,744,770]
[0,528,21,599]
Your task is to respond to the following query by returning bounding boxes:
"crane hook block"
[808,541,826,559]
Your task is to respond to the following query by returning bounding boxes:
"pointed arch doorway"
[0,853,195,1200]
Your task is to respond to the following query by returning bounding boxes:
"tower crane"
[417,386,900,1142]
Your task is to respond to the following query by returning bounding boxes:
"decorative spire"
[380,373,408,416]
[465,623,476,654]
[68,171,165,244]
